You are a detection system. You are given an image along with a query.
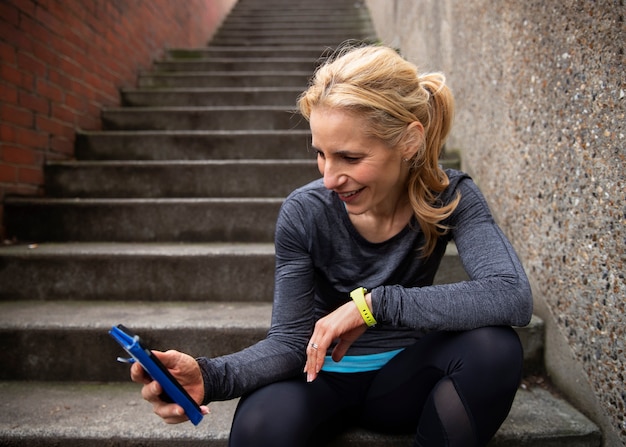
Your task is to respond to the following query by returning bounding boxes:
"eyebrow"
[310,145,362,157]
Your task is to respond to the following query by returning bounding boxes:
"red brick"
[19,90,49,114]
[2,146,42,165]
[36,78,64,102]
[35,3,66,39]
[20,14,51,45]
[36,114,69,136]
[0,123,17,143]
[49,135,74,155]
[1,25,34,54]
[77,112,100,131]
[47,68,74,91]
[64,91,85,112]
[0,82,18,104]
[48,32,78,58]
[17,166,44,185]
[19,70,35,90]
[7,0,36,17]
[0,164,17,183]
[17,51,47,77]
[0,2,20,27]
[0,103,33,127]
[32,40,59,67]
[16,127,48,148]
[51,103,76,123]
[0,41,17,64]
[58,55,85,80]
[0,63,22,85]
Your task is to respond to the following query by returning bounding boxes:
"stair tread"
[78,129,311,136]
[0,298,543,375]
[46,159,317,167]
[0,241,275,256]
[0,381,600,446]
[5,196,285,204]
[0,300,272,330]
[0,298,543,330]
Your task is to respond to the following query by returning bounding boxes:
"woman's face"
[310,107,409,218]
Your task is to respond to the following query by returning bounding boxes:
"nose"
[320,158,346,190]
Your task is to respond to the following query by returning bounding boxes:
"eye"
[316,150,325,160]
[342,154,361,163]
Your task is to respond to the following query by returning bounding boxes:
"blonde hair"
[298,44,460,257]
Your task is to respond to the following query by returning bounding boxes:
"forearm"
[373,221,533,331]
[196,335,306,404]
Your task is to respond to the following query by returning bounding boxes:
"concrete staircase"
[0,0,600,445]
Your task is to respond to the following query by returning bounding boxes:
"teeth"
[340,189,360,198]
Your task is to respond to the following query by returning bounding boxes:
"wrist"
[350,287,377,327]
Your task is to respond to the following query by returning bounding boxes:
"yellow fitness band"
[350,287,377,327]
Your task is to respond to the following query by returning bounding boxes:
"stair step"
[137,72,310,88]
[153,58,317,73]
[75,130,313,160]
[213,30,369,39]
[0,300,543,381]
[227,10,370,19]
[0,380,601,446]
[0,242,276,302]
[4,197,282,242]
[208,36,373,47]
[101,106,308,131]
[0,301,271,381]
[165,46,329,59]
[0,242,468,302]
[121,87,304,107]
[45,160,320,198]
[226,9,369,18]
[218,22,372,32]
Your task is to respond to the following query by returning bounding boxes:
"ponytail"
[407,73,460,258]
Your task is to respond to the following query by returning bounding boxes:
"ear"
[401,121,425,160]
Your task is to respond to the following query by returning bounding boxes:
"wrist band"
[350,287,377,327]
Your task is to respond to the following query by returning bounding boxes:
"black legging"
[229,326,523,447]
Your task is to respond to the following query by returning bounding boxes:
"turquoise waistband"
[321,348,404,373]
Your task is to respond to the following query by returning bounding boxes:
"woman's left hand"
[304,298,370,382]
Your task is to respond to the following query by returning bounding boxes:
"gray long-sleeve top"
[197,169,533,404]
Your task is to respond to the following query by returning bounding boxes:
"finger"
[305,341,325,382]
[331,339,351,363]
[130,361,152,384]
[151,350,177,368]
[153,402,189,424]
[141,380,161,403]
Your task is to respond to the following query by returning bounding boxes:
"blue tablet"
[109,324,203,426]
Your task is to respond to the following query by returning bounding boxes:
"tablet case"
[109,324,204,425]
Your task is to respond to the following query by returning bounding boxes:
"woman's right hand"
[130,349,209,424]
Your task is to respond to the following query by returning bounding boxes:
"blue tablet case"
[109,324,204,425]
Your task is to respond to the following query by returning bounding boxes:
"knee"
[229,399,268,446]
[461,326,523,382]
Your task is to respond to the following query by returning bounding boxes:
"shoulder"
[443,169,495,225]
[277,178,335,229]
[285,178,329,203]
[442,168,476,199]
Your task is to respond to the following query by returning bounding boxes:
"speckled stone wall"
[366,1,625,445]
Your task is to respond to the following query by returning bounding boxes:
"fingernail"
[307,373,313,383]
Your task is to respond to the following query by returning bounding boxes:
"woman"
[132,44,533,447]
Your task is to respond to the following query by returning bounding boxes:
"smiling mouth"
[338,187,364,199]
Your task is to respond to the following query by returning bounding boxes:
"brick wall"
[0,0,236,239]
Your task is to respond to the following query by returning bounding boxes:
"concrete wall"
[0,0,237,238]
[365,1,625,445]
